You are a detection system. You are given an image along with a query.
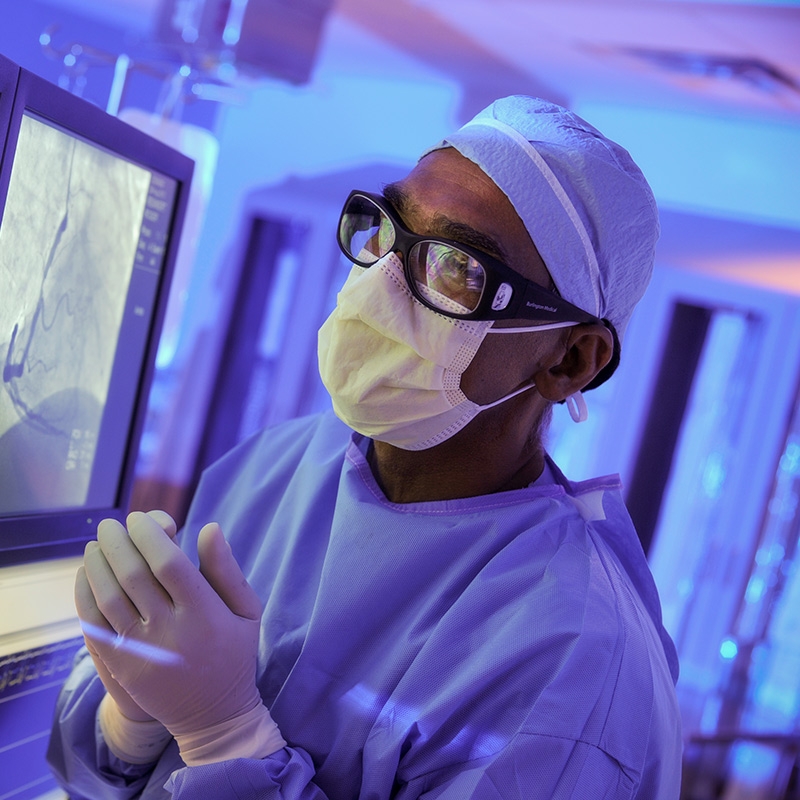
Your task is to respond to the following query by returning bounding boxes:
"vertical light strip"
[107,53,130,117]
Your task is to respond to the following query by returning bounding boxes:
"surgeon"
[48,96,682,799]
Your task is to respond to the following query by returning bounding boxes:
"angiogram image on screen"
[0,114,152,515]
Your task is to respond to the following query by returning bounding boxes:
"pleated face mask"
[317,253,574,451]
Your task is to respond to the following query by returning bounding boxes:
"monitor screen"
[0,57,192,565]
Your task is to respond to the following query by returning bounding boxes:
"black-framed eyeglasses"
[336,190,601,325]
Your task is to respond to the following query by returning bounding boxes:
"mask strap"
[566,391,588,423]
[483,324,588,422]
[477,382,536,412]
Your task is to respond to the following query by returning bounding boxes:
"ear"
[533,323,614,402]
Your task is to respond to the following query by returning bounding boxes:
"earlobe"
[533,324,614,402]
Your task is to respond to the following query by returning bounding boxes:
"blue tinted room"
[0,1,799,797]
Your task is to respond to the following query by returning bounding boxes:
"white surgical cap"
[421,96,660,341]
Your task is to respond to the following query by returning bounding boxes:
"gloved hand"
[76,509,178,723]
[76,511,285,765]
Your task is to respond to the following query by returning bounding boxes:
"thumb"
[197,522,262,621]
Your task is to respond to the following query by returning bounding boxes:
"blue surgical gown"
[48,411,682,798]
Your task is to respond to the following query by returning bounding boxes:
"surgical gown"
[48,411,682,799]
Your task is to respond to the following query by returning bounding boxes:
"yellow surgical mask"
[317,253,573,451]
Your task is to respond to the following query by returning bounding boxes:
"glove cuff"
[175,703,286,766]
[99,693,172,765]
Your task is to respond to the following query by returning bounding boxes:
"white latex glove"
[77,511,285,765]
[76,509,177,724]
[98,692,172,764]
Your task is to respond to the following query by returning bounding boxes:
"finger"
[77,563,176,667]
[78,543,184,675]
[75,561,116,635]
[75,570,146,714]
[82,538,143,635]
[96,518,172,621]
[146,510,178,540]
[125,511,211,607]
[75,562,119,664]
[198,522,262,621]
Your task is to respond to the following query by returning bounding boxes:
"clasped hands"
[76,510,285,765]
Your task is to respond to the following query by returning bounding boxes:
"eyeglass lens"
[338,199,393,265]
[340,194,488,315]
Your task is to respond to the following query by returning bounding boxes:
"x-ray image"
[0,114,151,515]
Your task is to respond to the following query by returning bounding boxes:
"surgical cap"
[421,96,659,341]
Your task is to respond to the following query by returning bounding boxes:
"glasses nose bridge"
[369,196,435,270]
[385,217,418,266]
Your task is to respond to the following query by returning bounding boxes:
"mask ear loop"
[566,391,588,423]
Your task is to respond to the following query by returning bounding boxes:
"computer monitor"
[0,54,193,565]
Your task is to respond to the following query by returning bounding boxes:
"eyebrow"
[382,182,510,263]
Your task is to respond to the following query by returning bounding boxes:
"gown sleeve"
[47,649,159,800]
[48,650,331,800]
[164,750,328,799]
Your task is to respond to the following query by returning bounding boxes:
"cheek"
[460,333,543,405]
[460,328,567,404]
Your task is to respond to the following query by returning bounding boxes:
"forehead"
[392,148,551,286]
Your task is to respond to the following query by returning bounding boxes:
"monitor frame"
[0,54,193,566]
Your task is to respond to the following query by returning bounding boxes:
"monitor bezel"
[0,58,193,566]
